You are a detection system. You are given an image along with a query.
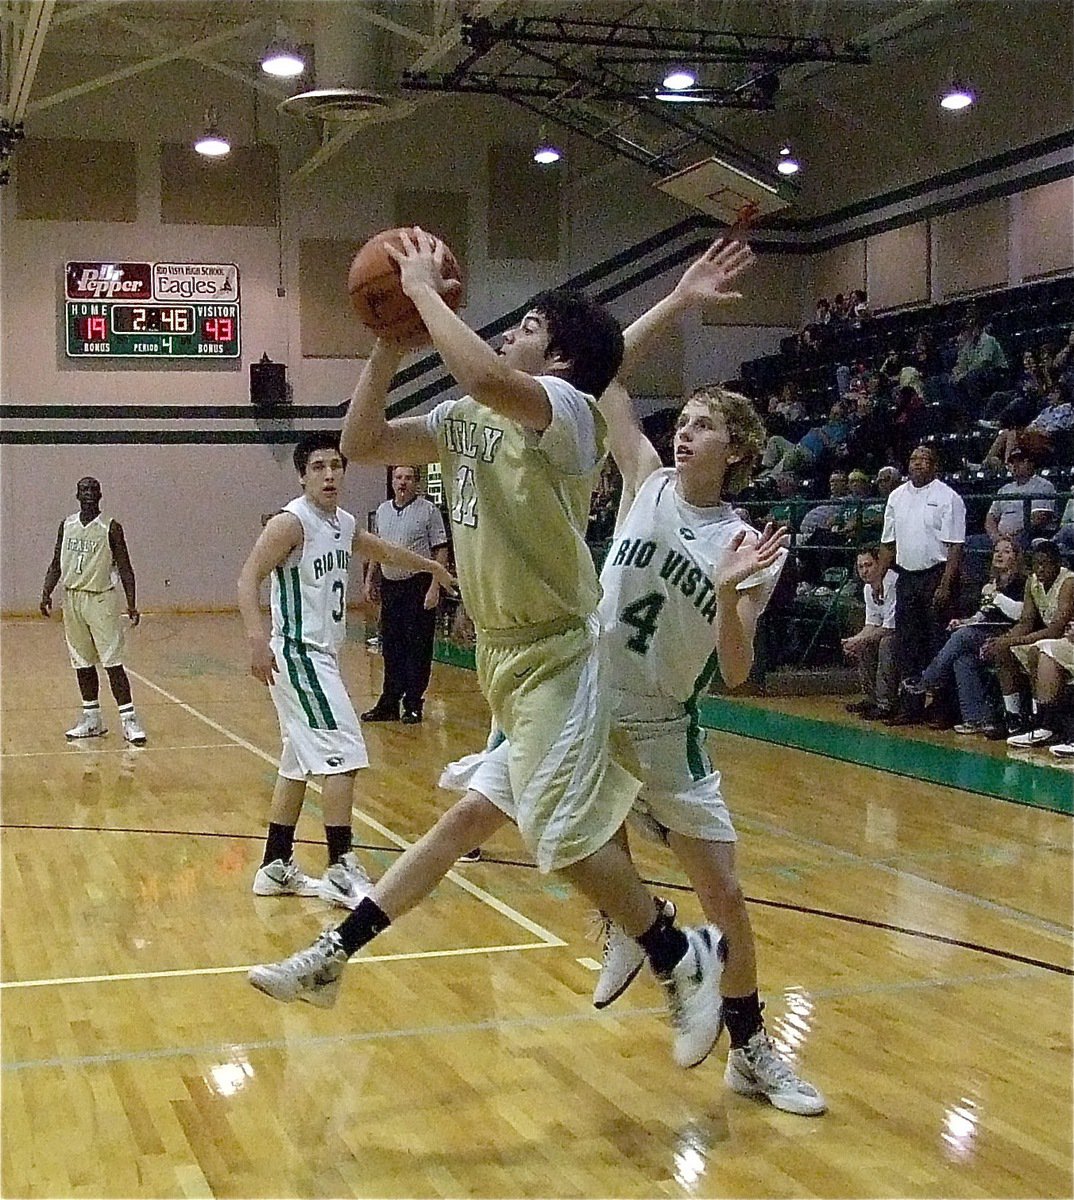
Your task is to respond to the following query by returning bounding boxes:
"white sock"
[1002,694,1022,714]
[118,702,136,720]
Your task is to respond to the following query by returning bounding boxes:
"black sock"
[637,910,689,978]
[325,825,352,865]
[724,991,764,1049]
[263,823,295,867]
[1036,701,1062,731]
[337,896,392,956]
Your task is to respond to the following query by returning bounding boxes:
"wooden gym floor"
[1,613,1071,1199]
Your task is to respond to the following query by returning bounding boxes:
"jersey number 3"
[331,579,345,622]
[621,591,665,655]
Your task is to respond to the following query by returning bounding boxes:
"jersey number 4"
[621,591,665,655]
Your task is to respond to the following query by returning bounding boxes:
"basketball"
[347,227,464,347]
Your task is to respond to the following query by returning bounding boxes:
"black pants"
[894,564,950,698]
[378,574,437,713]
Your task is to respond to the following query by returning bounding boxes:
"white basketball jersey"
[270,496,355,654]
[598,469,783,704]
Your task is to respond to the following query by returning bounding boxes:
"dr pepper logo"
[66,262,152,301]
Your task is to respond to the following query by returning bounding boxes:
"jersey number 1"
[451,465,478,528]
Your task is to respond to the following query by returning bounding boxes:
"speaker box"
[250,360,288,408]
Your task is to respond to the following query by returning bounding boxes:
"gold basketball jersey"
[59,513,114,592]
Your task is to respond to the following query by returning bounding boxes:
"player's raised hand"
[713,521,788,592]
[386,227,460,303]
[673,238,755,308]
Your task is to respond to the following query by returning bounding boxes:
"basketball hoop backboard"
[656,157,794,225]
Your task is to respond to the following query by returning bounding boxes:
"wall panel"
[934,197,1010,297]
[160,144,277,226]
[300,238,372,358]
[487,144,560,260]
[868,221,929,310]
[1021,177,1074,279]
[16,138,137,222]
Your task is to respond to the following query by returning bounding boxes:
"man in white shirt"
[880,445,966,725]
[841,546,898,719]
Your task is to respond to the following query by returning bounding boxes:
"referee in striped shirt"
[362,466,449,724]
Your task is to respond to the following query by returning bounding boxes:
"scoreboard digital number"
[64,261,241,358]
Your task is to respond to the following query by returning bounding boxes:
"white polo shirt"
[863,569,898,629]
[881,479,966,571]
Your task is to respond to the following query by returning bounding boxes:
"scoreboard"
[65,261,241,358]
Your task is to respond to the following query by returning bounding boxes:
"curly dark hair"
[529,288,624,399]
[293,433,346,475]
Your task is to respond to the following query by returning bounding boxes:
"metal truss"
[401,13,869,183]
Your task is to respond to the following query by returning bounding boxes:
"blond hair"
[686,385,767,494]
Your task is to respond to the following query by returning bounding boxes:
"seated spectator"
[1006,620,1074,750]
[901,538,1027,735]
[767,382,807,429]
[878,345,902,389]
[759,400,850,478]
[872,465,902,504]
[766,472,808,533]
[980,540,1074,737]
[981,384,1074,468]
[898,363,926,400]
[1050,328,1074,394]
[841,547,899,719]
[1055,497,1074,560]
[979,349,1050,427]
[811,298,833,331]
[891,385,929,466]
[849,289,871,326]
[913,329,946,379]
[800,471,852,540]
[841,469,878,541]
[982,448,1057,549]
[843,387,890,472]
[952,311,1009,411]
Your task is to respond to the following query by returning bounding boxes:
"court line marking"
[126,668,565,948]
[738,811,1073,940]
[0,941,553,991]
[1,743,241,758]
[0,966,1041,1074]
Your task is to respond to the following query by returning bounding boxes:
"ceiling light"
[533,144,561,165]
[194,109,230,157]
[655,89,707,104]
[777,146,800,176]
[260,23,305,78]
[261,43,305,78]
[661,67,696,91]
[940,84,974,111]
